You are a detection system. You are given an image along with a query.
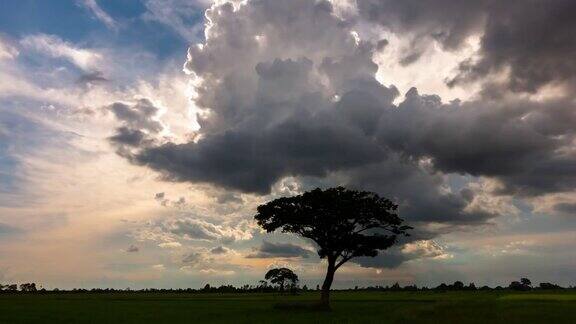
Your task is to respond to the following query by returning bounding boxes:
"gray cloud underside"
[246,240,312,259]
[357,0,576,93]
[109,0,576,267]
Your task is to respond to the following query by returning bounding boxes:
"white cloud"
[20,34,103,71]
[0,37,18,60]
[402,240,453,260]
[142,0,206,41]
[79,0,118,30]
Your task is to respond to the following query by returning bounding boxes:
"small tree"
[264,268,298,291]
[19,283,37,292]
[520,278,532,288]
[255,187,411,308]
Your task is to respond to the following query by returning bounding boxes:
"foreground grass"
[1,290,575,323]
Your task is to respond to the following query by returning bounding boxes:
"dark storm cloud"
[246,240,312,259]
[377,89,576,196]
[136,111,386,194]
[356,0,487,50]
[108,127,147,147]
[210,246,229,254]
[112,0,576,270]
[126,245,139,253]
[109,99,163,134]
[357,0,576,93]
[451,0,576,93]
[354,248,407,269]
[342,157,496,225]
[107,99,164,153]
[554,203,576,215]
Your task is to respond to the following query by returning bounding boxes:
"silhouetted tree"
[452,281,464,290]
[255,187,411,308]
[19,283,37,292]
[264,268,298,291]
[520,278,532,288]
[257,280,269,290]
[539,282,561,290]
[509,281,529,291]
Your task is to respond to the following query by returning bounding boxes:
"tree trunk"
[320,258,336,309]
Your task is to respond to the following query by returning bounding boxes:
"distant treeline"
[0,278,571,294]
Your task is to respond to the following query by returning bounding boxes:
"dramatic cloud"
[5,0,575,283]
[450,0,576,93]
[246,240,312,259]
[357,0,576,94]
[376,89,576,196]
[107,99,164,149]
[100,2,576,270]
[123,0,507,232]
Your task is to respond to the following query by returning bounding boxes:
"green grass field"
[1,290,575,323]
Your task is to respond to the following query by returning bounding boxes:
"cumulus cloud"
[376,89,576,197]
[130,0,398,194]
[109,0,576,269]
[107,99,164,149]
[450,0,576,93]
[246,240,313,259]
[356,0,576,93]
[121,0,503,230]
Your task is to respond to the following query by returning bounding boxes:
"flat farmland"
[1,290,575,323]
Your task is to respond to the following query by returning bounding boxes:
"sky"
[0,0,575,290]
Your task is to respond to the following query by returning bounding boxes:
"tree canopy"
[264,268,298,291]
[255,187,411,307]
